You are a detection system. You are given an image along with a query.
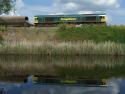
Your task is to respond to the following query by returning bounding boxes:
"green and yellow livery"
[34,14,106,27]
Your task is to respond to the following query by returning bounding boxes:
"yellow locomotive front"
[100,15,107,23]
[34,16,39,24]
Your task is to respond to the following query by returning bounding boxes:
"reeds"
[0,40,125,55]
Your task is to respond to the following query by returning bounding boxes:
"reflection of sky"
[0,78,124,94]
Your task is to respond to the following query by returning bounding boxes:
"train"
[0,14,106,27]
[34,14,106,27]
[0,16,32,27]
[26,75,107,87]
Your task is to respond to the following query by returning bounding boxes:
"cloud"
[15,0,120,15]
[15,0,54,17]
[52,0,120,13]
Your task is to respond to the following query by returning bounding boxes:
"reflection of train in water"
[0,14,106,27]
[30,75,108,87]
[0,75,108,87]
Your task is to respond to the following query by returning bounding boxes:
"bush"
[0,25,7,32]
[56,25,125,43]
[58,24,67,31]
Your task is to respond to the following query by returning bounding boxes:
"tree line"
[0,0,14,14]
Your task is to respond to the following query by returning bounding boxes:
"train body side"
[0,16,32,27]
[34,14,107,27]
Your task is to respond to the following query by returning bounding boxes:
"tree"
[0,0,14,14]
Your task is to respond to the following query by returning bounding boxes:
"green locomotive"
[34,14,106,27]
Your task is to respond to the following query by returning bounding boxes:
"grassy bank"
[0,25,125,55]
[0,41,124,55]
[1,25,125,43]
[56,25,125,43]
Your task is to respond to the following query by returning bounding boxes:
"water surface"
[0,55,125,94]
[0,77,124,94]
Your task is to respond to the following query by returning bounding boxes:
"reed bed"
[0,40,125,55]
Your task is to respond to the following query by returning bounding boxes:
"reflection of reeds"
[0,41,125,55]
[0,55,125,79]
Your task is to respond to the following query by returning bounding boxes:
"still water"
[0,55,125,94]
[0,76,124,94]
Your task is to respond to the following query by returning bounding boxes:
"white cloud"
[15,0,120,15]
[52,0,120,13]
[78,11,94,14]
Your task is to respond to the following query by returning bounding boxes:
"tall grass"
[0,40,125,55]
[0,26,125,55]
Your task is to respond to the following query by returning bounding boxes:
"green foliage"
[0,34,3,41]
[0,0,14,14]
[0,34,4,45]
[58,24,67,31]
[56,25,125,43]
[0,25,7,32]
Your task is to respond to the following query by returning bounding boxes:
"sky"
[12,0,125,25]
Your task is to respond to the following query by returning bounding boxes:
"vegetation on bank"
[0,41,124,55]
[0,0,14,14]
[56,25,125,43]
[0,25,125,43]
[0,25,125,55]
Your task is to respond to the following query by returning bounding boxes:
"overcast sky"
[13,0,125,25]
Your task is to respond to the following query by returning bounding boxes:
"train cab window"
[35,17,38,21]
[101,16,105,19]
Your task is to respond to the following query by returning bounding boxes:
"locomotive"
[34,14,106,27]
[0,14,106,27]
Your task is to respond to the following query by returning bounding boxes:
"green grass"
[1,25,125,43]
[56,25,125,43]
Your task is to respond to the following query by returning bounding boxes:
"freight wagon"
[0,16,32,27]
[34,14,106,27]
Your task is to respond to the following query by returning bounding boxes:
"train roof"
[35,14,106,17]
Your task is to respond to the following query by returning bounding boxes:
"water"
[0,76,124,94]
[0,55,125,94]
